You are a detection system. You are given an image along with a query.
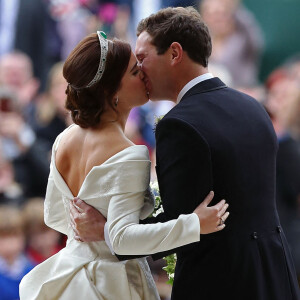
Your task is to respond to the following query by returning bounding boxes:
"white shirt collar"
[176,73,214,104]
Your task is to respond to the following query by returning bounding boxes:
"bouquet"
[149,181,177,285]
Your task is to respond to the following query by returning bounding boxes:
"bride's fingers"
[215,223,225,231]
[213,199,226,211]
[221,212,230,222]
[214,212,230,231]
[218,203,229,217]
[202,191,214,206]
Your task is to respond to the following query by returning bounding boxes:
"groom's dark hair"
[137,6,212,67]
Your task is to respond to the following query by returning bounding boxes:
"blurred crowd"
[0,0,300,299]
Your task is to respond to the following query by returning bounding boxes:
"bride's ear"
[110,92,119,109]
[169,42,183,66]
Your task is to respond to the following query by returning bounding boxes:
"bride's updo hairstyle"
[63,33,131,128]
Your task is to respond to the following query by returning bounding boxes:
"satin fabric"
[20,126,200,300]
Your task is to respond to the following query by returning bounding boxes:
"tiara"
[85,31,109,88]
[68,31,108,90]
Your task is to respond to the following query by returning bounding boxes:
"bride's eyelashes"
[132,69,141,76]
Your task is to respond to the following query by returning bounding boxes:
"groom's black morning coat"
[152,78,299,300]
[118,77,300,299]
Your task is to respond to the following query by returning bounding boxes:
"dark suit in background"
[15,0,61,90]
[276,134,300,280]
[152,77,300,299]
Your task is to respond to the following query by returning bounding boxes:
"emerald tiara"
[85,31,109,88]
[68,31,108,90]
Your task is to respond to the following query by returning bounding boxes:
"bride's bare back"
[55,124,133,196]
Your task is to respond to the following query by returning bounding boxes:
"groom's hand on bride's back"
[70,198,106,242]
[194,191,229,234]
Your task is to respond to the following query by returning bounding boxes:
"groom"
[70,7,300,299]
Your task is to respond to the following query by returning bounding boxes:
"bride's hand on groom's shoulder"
[193,191,229,234]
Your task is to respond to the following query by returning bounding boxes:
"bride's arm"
[106,190,227,256]
[44,164,68,235]
[106,192,201,255]
[109,117,229,258]
[44,133,69,235]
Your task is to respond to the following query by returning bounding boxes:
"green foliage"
[163,254,177,285]
[149,181,177,285]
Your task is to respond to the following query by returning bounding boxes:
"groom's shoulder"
[158,84,265,130]
[173,84,263,116]
[162,92,211,121]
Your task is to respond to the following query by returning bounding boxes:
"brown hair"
[63,34,131,128]
[137,7,212,67]
[22,198,48,234]
[0,205,24,236]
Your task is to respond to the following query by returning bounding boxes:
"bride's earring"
[115,97,119,107]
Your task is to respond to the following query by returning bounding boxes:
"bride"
[19,31,229,300]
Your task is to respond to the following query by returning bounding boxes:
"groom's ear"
[169,42,183,66]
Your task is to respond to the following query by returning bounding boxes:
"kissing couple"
[20,6,299,300]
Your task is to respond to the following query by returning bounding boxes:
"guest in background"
[283,54,300,143]
[0,142,25,207]
[0,205,34,300]
[200,0,264,87]
[0,51,40,124]
[33,62,71,150]
[0,88,50,198]
[0,0,54,90]
[23,198,63,265]
[265,67,300,282]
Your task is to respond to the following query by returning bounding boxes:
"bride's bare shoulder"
[55,124,134,170]
[55,125,82,154]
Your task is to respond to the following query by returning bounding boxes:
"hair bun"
[63,34,131,128]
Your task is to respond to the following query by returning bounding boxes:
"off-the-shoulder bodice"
[52,144,151,201]
[44,126,154,237]
[21,127,200,300]
[44,126,200,257]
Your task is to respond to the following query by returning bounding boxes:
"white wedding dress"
[19,126,200,300]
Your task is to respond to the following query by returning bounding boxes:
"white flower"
[153,115,165,133]
[150,180,159,192]
[152,206,164,217]
[149,180,176,285]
